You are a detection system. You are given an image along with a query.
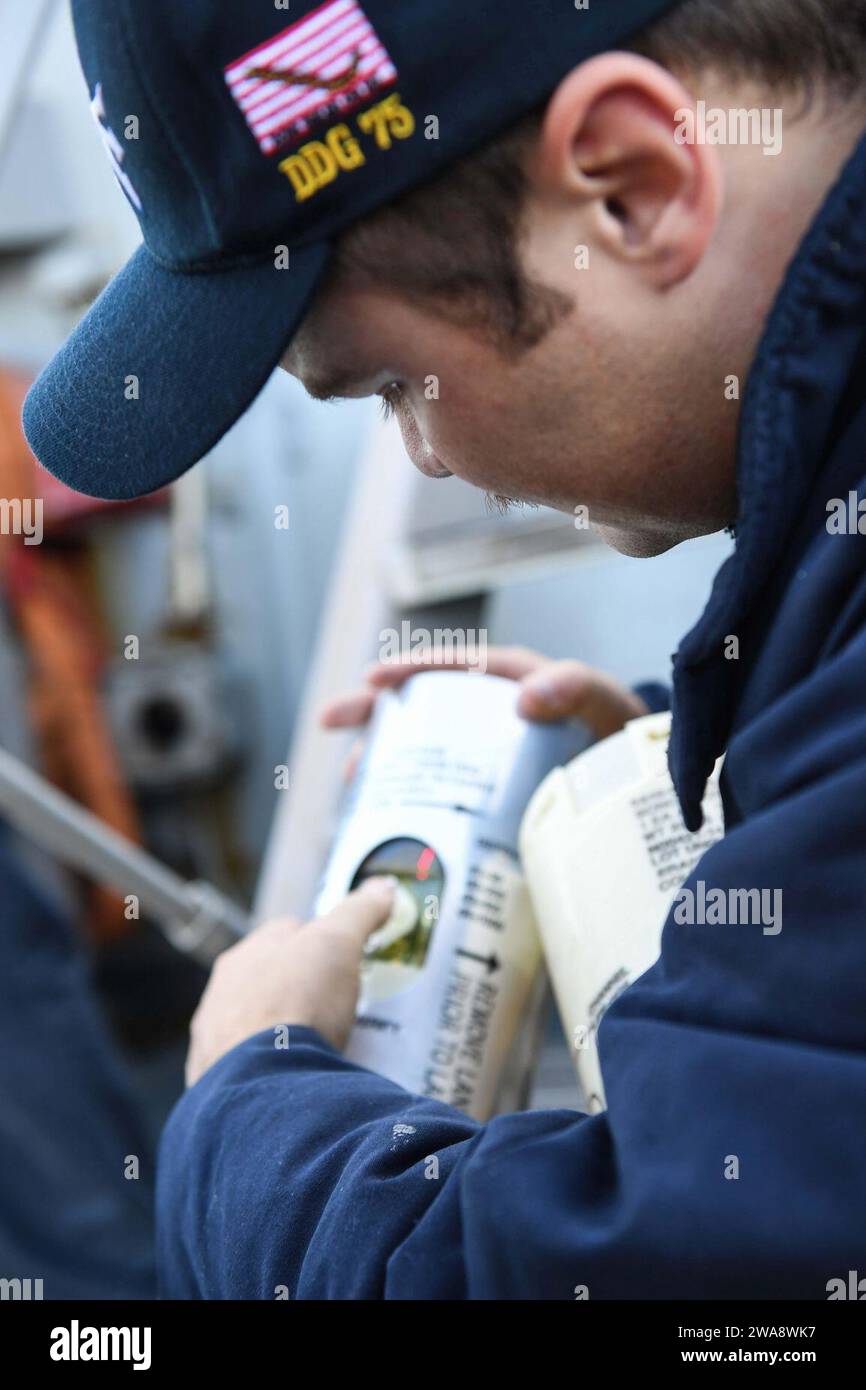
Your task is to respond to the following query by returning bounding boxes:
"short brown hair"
[332,0,866,350]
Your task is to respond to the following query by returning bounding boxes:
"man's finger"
[217,915,301,958]
[518,660,647,735]
[518,660,595,719]
[255,914,304,939]
[319,876,397,946]
[319,688,377,729]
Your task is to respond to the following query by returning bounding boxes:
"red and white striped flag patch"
[224,0,398,156]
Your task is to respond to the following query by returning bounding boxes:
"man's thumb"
[518,660,596,720]
[518,660,647,737]
[324,876,398,945]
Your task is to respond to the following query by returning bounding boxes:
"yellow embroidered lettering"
[297,140,338,188]
[326,123,365,171]
[380,93,415,140]
[278,101,415,202]
[357,92,415,149]
[279,152,320,201]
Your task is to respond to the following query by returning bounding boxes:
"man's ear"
[535,52,721,287]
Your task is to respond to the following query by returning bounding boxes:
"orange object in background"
[0,368,145,942]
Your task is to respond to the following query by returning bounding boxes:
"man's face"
[283,257,742,557]
[282,53,849,557]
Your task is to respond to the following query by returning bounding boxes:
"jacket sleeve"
[633,679,671,713]
[157,636,866,1300]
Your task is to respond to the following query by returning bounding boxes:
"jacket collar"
[669,122,866,829]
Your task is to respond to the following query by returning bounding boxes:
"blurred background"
[0,0,731,1297]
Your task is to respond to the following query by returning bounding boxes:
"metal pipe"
[0,744,247,962]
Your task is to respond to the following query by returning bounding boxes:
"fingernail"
[359,875,398,899]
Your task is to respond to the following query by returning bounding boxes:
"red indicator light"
[416,847,436,881]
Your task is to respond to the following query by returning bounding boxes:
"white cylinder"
[315,671,586,1120]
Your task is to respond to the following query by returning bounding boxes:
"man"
[23,0,866,1298]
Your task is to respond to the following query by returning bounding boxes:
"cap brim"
[22,239,332,500]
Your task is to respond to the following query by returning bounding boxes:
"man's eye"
[377,383,402,421]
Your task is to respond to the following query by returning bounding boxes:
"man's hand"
[321,646,648,775]
[185,877,396,1087]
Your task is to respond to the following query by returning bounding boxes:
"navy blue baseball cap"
[23,0,682,500]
